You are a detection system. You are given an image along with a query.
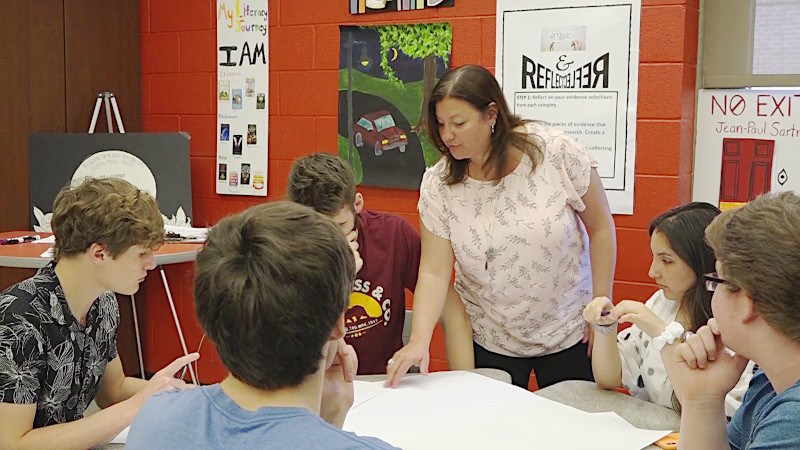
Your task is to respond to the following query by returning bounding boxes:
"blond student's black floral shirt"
[0,262,118,428]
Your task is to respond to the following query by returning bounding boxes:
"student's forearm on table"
[12,400,138,450]
[590,331,622,389]
[678,398,730,450]
[96,373,148,408]
[112,377,148,404]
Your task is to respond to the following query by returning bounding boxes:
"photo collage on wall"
[349,0,453,14]
[216,0,269,196]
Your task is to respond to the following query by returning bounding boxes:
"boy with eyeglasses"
[662,191,800,449]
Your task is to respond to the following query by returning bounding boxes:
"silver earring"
[491,123,495,133]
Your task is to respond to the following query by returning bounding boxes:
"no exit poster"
[694,89,800,208]
[496,0,640,215]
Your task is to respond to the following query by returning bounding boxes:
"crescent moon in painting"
[390,48,398,61]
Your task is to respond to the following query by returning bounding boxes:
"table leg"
[130,294,146,379]
[159,265,199,385]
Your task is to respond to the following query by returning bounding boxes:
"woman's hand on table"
[384,339,430,387]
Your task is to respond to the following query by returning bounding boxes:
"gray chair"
[402,309,413,345]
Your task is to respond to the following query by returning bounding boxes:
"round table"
[0,231,202,267]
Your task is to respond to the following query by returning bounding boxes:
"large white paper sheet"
[110,426,129,444]
[352,379,387,409]
[344,371,670,450]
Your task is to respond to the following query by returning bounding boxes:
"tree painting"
[374,23,452,131]
[338,24,451,190]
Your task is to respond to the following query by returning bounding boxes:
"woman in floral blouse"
[386,65,616,389]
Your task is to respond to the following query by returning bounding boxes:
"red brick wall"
[138,0,699,385]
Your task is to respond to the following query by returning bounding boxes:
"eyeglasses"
[704,272,731,292]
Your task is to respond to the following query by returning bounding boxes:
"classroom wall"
[138,0,700,386]
[0,0,142,291]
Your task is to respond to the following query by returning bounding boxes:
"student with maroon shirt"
[287,153,474,375]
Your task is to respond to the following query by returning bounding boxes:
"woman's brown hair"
[649,202,721,332]
[425,64,542,185]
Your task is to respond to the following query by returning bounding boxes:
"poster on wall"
[349,0,454,15]
[338,24,451,189]
[495,0,641,215]
[693,88,800,209]
[28,133,193,231]
[216,0,268,196]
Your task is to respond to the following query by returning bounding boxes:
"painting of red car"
[353,110,408,156]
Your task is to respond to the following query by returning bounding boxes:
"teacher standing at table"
[386,65,616,389]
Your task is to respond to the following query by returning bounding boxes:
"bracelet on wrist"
[653,321,685,351]
[592,321,618,334]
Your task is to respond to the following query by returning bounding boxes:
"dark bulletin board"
[28,133,192,230]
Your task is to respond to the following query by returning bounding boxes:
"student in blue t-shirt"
[127,202,396,449]
[661,191,800,449]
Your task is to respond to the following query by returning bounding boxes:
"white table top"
[535,379,680,449]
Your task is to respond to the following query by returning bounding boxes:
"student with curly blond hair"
[0,177,197,448]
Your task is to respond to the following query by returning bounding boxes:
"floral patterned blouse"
[419,123,597,357]
[0,262,119,428]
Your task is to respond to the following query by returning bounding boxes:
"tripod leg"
[103,92,114,133]
[88,94,104,133]
[110,95,126,133]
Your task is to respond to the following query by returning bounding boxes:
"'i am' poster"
[216,0,268,196]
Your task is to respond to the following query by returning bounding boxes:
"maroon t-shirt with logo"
[347,210,421,375]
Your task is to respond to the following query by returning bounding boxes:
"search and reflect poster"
[496,0,641,215]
